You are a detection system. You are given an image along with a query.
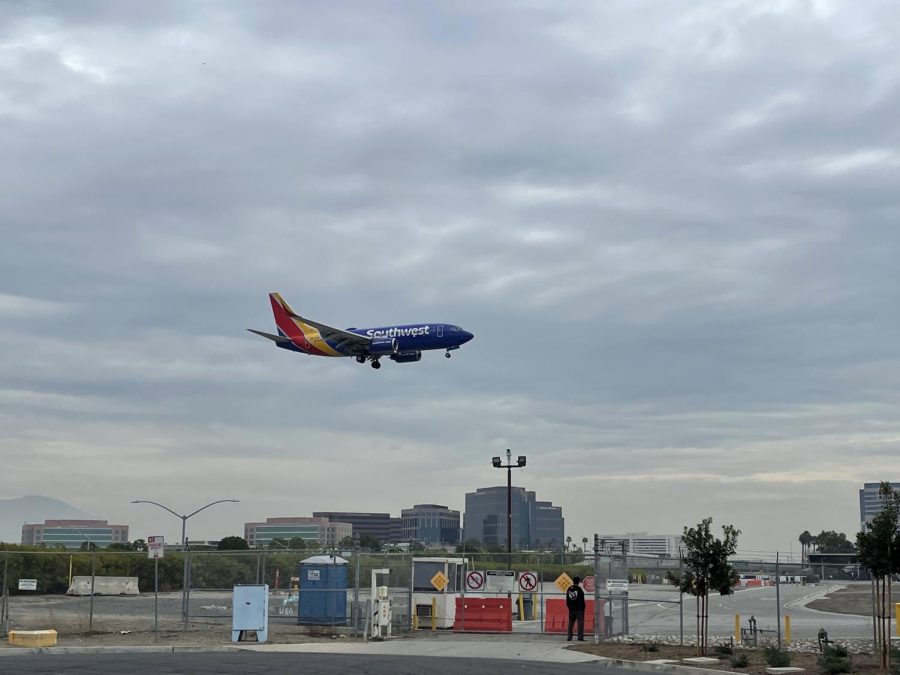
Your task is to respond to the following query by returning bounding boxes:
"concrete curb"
[0,645,239,656]
[588,656,734,675]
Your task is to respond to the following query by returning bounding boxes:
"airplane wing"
[281,310,372,351]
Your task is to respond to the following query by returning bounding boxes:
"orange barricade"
[453,597,513,632]
[544,598,601,634]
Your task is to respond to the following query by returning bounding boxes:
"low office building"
[21,519,129,548]
[401,504,460,546]
[313,511,401,544]
[244,517,352,549]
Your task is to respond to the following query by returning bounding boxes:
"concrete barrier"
[9,630,58,647]
[67,576,140,596]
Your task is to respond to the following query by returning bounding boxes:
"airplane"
[248,293,474,369]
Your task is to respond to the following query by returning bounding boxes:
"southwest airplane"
[248,293,474,369]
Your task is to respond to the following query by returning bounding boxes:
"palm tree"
[799,530,812,565]
[565,536,572,552]
[582,537,589,552]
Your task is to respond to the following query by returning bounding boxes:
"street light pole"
[492,449,526,570]
[131,498,239,623]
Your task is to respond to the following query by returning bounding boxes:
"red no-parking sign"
[466,570,485,591]
[582,575,596,593]
[518,571,538,592]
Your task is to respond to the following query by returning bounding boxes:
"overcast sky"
[2,0,899,557]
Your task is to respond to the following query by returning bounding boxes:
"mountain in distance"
[0,495,93,544]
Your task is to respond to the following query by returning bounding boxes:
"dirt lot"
[807,585,899,617]
[570,641,887,675]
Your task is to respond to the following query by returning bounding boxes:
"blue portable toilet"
[298,555,349,625]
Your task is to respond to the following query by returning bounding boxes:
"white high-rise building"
[859,482,900,532]
[595,532,684,557]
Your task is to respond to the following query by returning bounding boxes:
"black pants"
[567,610,584,640]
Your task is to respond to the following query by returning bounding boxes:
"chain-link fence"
[0,548,876,643]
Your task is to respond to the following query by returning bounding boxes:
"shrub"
[763,646,791,667]
[640,643,659,652]
[820,646,851,675]
[714,644,734,656]
[730,654,750,668]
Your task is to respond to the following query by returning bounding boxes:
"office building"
[859,482,900,531]
[401,504,460,546]
[595,533,684,557]
[463,486,564,550]
[313,511,401,544]
[244,517,352,549]
[21,519,129,549]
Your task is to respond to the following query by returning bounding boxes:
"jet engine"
[390,350,422,363]
[368,337,399,356]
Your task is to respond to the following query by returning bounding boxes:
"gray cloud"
[2,0,899,551]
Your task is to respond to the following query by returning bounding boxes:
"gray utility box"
[232,584,269,643]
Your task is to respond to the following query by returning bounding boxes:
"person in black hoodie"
[566,576,586,641]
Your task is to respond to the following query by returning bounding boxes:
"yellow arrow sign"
[554,572,573,593]
[430,570,449,592]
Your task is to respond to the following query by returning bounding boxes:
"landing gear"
[445,351,452,358]
[371,359,381,369]
[356,356,366,364]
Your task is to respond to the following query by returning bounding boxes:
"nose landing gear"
[445,350,452,358]
[371,359,381,369]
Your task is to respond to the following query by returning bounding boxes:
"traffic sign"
[607,578,629,593]
[518,571,538,592]
[582,575,596,593]
[485,569,516,593]
[148,535,165,560]
[554,572,573,593]
[466,570,485,591]
[430,570,449,592]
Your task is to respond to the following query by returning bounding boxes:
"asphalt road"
[0,652,643,674]
[624,583,871,639]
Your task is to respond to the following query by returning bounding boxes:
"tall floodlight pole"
[131,498,239,621]
[492,449,526,569]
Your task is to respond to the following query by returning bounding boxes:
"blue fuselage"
[347,323,474,354]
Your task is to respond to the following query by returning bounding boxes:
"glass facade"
[463,486,564,550]
[252,525,320,548]
[312,512,401,544]
[21,520,129,549]
[401,504,460,545]
[859,482,900,531]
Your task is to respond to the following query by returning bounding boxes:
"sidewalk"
[235,635,603,664]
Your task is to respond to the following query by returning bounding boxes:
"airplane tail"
[269,292,299,318]
[268,292,308,342]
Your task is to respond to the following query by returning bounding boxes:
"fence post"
[407,554,413,632]
[183,550,191,631]
[776,552,782,649]
[89,550,96,632]
[679,558,683,646]
[539,567,544,634]
[593,534,600,644]
[785,615,791,643]
[154,557,159,642]
[1,552,8,635]
[734,613,740,643]
[354,549,361,637]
